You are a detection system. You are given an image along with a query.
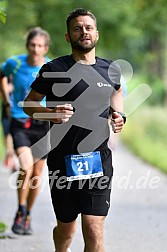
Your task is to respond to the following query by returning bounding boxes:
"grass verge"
[121,105,167,174]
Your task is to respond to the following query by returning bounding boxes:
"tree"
[134,0,167,105]
[0,0,167,105]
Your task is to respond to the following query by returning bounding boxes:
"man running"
[24,9,126,251]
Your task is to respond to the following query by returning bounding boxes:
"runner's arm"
[0,73,11,106]
[109,87,125,133]
[23,89,73,124]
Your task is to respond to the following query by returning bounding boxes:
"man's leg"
[12,146,34,234]
[16,146,34,206]
[82,215,105,252]
[24,158,46,235]
[26,158,45,211]
[4,133,18,172]
[53,219,77,252]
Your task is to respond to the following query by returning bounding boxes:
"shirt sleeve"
[30,63,53,95]
[109,61,121,91]
[1,57,17,77]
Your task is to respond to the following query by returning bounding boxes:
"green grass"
[122,105,167,174]
[0,222,8,239]
[0,125,5,161]
[0,100,5,161]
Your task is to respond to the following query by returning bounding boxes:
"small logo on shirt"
[97,82,111,88]
[32,72,38,78]
[106,200,110,207]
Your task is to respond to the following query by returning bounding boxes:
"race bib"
[65,151,103,181]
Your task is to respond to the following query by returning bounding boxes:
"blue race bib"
[65,151,103,181]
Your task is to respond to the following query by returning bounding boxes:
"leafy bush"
[0,100,5,161]
[122,106,167,174]
[146,75,165,105]
[127,74,165,106]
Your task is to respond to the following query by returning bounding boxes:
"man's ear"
[44,45,49,54]
[96,31,99,41]
[65,33,70,43]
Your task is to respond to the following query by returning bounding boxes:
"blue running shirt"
[1,54,50,118]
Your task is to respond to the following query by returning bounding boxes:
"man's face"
[66,15,99,53]
[27,35,48,62]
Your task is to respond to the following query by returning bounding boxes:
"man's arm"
[0,74,12,118]
[109,87,125,133]
[110,87,124,112]
[23,89,74,124]
[0,73,11,106]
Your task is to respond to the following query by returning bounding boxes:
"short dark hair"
[25,27,50,47]
[66,8,97,33]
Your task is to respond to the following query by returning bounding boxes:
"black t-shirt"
[31,55,121,162]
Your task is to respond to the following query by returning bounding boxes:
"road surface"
[0,142,167,252]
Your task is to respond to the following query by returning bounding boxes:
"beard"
[69,36,97,53]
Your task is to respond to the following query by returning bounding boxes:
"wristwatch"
[117,112,126,124]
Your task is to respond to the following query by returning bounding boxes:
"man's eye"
[86,26,93,30]
[74,27,80,31]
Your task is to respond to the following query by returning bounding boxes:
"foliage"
[0,0,167,102]
[0,101,5,161]
[134,0,167,34]
[122,105,167,174]
[0,0,7,23]
[0,221,7,233]
[126,74,165,106]
[146,76,165,105]
[0,0,164,63]
[0,125,4,160]
[0,221,8,238]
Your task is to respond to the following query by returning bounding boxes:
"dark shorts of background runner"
[1,104,11,136]
[48,147,113,223]
[10,118,50,159]
[2,117,10,136]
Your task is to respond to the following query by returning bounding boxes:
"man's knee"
[82,215,105,242]
[86,223,103,241]
[53,220,76,240]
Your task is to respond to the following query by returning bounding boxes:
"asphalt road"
[0,142,167,252]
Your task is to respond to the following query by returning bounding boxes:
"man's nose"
[33,45,38,50]
[81,27,87,34]
[31,44,39,51]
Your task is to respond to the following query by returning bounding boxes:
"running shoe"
[12,211,25,235]
[24,215,33,235]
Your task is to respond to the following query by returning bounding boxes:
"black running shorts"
[10,118,50,159]
[48,147,113,223]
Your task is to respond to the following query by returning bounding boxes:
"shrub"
[122,106,167,173]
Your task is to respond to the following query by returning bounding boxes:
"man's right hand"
[50,103,74,123]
